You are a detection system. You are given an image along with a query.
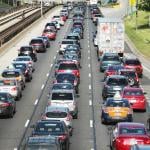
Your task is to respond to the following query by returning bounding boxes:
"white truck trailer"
[89,0,98,5]
[96,18,124,60]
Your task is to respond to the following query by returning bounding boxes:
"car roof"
[102,53,119,56]
[118,122,145,128]
[45,105,69,113]
[2,68,22,73]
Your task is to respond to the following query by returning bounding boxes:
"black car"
[0,92,16,118]
[30,38,46,53]
[102,75,129,100]
[52,83,74,91]
[31,120,70,150]
[11,62,32,82]
[37,36,50,48]
[18,46,37,62]
[26,136,62,150]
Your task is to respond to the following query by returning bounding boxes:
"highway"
[0,3,149,150]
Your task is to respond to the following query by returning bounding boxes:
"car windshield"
[46,112,67,118]
[120,127,146,135]
[106,100,130,107]
[2,71,20,78]
[103,55,120,61]
[120,71,136,78]
[31,39,43,44]
[44,29,53,33]
[125,60,141,65]
[51,93,73,100]
[67,36,78,40]
[59,63,78,70]
[124,90,143,96]
[13,64,26,72]
[0,80,15,86]
[35,122,64,133]
[107,78,128,86]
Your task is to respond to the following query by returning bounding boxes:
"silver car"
[49,89,78,119]
[0,78,22,100]
[13,56,35,72]
[42,105,73,135]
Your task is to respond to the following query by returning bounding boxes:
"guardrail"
[0,4,55,47]
[0,7,38,26]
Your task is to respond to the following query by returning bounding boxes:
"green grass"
[125,11,150,58]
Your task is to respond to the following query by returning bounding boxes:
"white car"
[51,20,60,30]
[42,105,73,134]
[52,15,64,26]
[48,89,78,119]
[0,78,22,100]
[13,56,35,72]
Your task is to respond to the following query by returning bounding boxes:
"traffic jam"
[0,1,150,150]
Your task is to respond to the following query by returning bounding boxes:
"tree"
[139,0,150,11]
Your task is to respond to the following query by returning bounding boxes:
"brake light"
[145,139,150,144]
[41,115,46,120]
[25,70,28,74]
[128,108,133,115]
[11,87,17,91]
[103,108,108,113]
[58,134,67,141]
[28,61,32,64]
[47,101,51,105]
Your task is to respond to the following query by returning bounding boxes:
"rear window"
[120,71,136,78]
[56,74,75,82]
[59,63,78,70]
[106,100,130,107]
[26,145,56,150]
[67,36,78,40]
[62,41,74,44]
[2,71,20,78]
[103,55,120,61]
[0,93,8,101]
[30,39,43,44]
[20,47,32,52]
[120,127,146,135]
[52,84,73,90]
[16,57,30,61]
[107,78,128,86]
[51,93,73,100]
[125,60,141,65]
[46,112,67,118]
[124,90,143,96]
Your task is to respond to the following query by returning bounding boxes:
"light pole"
[135,0,138,31]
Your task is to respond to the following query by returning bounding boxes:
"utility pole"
[135,0,138,31]
[41,0,43,17]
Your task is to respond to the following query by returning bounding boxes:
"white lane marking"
[50,64,53,67]
[91,149,94,150]
[89,85,91,90]
[24,119,30,128]
[53,56,56,60]
[89,100,92,106]
[56,50,59,53]
[34,99,39,105]
[88,64,91,68]
[41,84,45,90]
[88,45,90,48]
[90,120,93,128]
[89,73,91,77]
[88,56,90,60]
[14,148,17,150]
[88,50,90,53]
[46,73,49,77]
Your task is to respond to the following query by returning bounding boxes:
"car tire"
[9,110,14,118]
[73,113,78,119]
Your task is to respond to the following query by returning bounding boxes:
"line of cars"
[25,2,86,150]
[90,6,150,150]
[0,6,69,119]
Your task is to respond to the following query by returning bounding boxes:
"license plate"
[113,87,121,90]
[115,113,121,116]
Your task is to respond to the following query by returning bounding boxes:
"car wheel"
[73,113,78,119]
[9,110,14,118]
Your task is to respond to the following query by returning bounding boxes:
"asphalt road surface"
[0,5,149,150]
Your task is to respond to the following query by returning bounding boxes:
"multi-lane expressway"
[0,3,149,150]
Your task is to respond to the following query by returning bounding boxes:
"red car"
[104,65,124,80]
[55,61,80,79]
[112,122,150,150]
[60,15,67,22]
[42,29,56,40]
[123,55,143,78]
[122,87,147,111]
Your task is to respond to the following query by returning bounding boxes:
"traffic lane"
[70,14,93,150]
[0,6,62,72]
[0,13,71,150]
[87,10,111,150]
